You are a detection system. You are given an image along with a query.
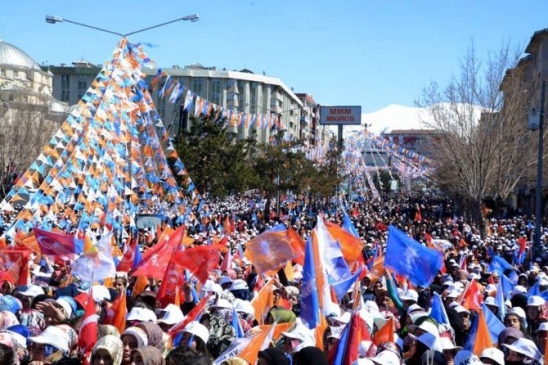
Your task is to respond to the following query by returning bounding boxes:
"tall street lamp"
[45,14,199,37]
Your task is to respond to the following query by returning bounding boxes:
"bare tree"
[0,92,65,195]
[417,43,536,236]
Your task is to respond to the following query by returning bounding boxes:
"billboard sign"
[319,106,362,125]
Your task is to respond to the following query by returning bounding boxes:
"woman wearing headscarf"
[200,311,235,358]
[19,308,46,336]
[90,335,123,365]
[498,327,525,350]
[136,322,165,355]
[265,308,296,325]
[130,346,165,365]
[121,327,148,365]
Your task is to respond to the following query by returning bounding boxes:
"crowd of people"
[0,191,547,365]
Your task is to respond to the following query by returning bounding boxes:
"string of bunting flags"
[0,39,201,244]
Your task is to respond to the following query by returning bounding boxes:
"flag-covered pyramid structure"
[0,38,197,243]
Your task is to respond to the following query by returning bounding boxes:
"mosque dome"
[0,39,41,70]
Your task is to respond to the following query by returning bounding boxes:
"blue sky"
[1,1,548,113]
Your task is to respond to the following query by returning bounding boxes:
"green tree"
[171,113,258,198]
[253,131,314,218]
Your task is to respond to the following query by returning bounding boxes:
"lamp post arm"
[124,16,198,37]
[63,19,124,37]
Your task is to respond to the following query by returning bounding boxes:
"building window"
[227,92,236,101]
[193,79,203,96]
[61,75,70,89]
[158,95,166,119]
[211,79,221,105]
[78,76,87,91]
[250,83,257,113]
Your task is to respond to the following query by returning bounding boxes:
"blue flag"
[501,274,515,297]
[495,282,506,320]
[429,292,450,325]
[482,304,506,344]
[489,256,514,276]
[333,320,351,365]
[300,237,320,329]
[385,225,443,287]
[232,308,244,338]
[342,212,359,238]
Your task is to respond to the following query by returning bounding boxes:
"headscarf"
[137,322,165,354]
[99,325,121,338]
[131,346,165,365]
[91,335,123,365]
[497,327,525,346]
[0,310,19,330]
[56,324,78,351]
[19,309,46,336]
[208,314,235,356]
[225,357,249,365]
[268,309,296,324]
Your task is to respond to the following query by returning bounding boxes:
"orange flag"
[239,324,276,365]
[368,256,385,283]
[461,279,483,312]
[257,322,293,342]
[132,276,149,298]
[472,310,493,356]
[324,220,365,265]
[315,313,329,351]
[287,226,305,266]
[251,279,275,325]
[373,317,394,346]
[104,292,127,334]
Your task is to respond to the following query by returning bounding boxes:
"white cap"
[211,298,232,310]
[453,350,482,365]
[18,285,44,298]
[536,322,548,333]
[407,303,423,315]
[92,285,111,303]
[229,279,249,291]
[400,289,418,302]
[439,337,462,351]
[484,284,497,293]
[409,321,439,337]
[126,307,157,322]
[479,347,504,365]
[453,305,470,315]
[281,324,315,352]
[508,306,526,320]
[157,304,184,325]
[183,321,210,344]
[527,295,545,307]
[370,350,400,365]
[234,299,255,317]
[511,285,527,297]
[28,326,70,353]
[484,296,498,307]
[502,338,541,361]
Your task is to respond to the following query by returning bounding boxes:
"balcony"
[271,90,283,102]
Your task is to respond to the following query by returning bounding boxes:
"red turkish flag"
[156,245,186,308]
[131,226,184,279]
[78,288,98,363]
[172,244,224,284]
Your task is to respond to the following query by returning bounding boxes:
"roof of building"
[0,40,41,70]
[525,28,548,54]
